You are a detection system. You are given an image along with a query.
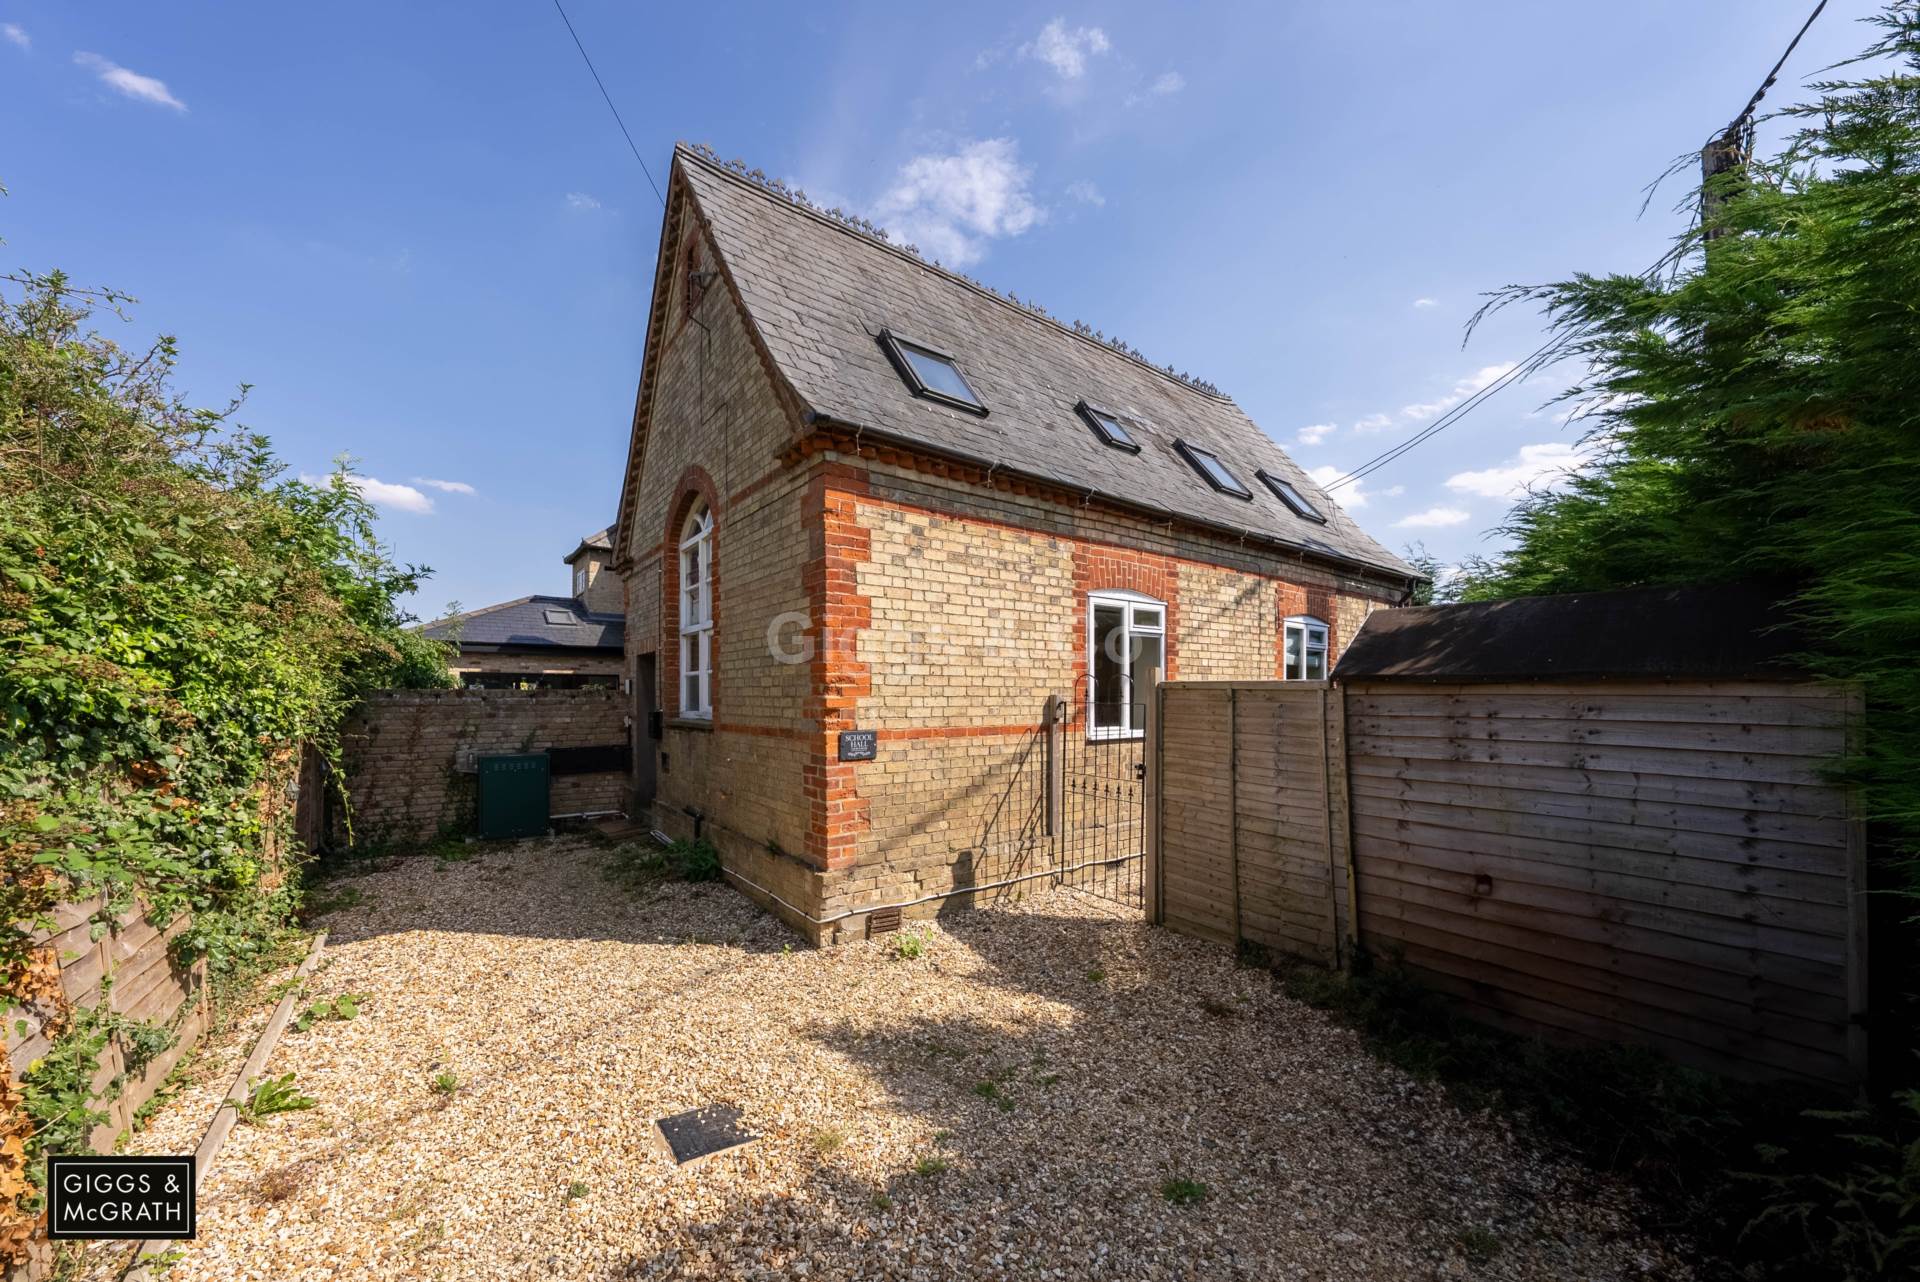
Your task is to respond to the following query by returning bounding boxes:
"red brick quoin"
[801,463,873,870]
[661,465,721,721]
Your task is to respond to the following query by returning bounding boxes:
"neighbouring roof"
[662,145,1411,582]
[420,595,624,651]
[1333,582,1811,683]
[564,527,614,565]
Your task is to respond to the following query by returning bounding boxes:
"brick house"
[421,527,625,687]
[614,145,1417,941]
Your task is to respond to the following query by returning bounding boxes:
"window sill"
[1085,731,1145,744]
[666,717,714,733]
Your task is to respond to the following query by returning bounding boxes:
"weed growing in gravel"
[972,1080,1014,1113]
[234,1073,316,1123]
[1454,1226,1502,1264]
[298,883,365,923]
[931,1129,952,1146]
[812,1127,846,1154]
[1085,967,1105,982]
[565,1180,590,1201]
[430,1071,460,1097]
[293,992,367,1032]
[257,1162,309,1203]
[871,1192,893,1211]
[1161,1178,1207,1206]
[604,838,722,893]
[913,1154,950,1178]
[892,928,929,960]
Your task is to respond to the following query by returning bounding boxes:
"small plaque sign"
[47,1155,195,1241]
[837,730,878,762]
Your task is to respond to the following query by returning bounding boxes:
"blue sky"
[0,1,1876,614]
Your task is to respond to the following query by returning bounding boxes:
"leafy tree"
[1446,9,1920,1276]
[1457,5,1920,896]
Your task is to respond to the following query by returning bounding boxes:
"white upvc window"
[1088,589,1165,738]
[1283,615,1329,681]
[572,563,588,597]
[678,503,713,718]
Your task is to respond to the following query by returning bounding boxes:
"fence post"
[1227,687,1241,949]
[1043,693,1062,841]
[1143,667,1163,924]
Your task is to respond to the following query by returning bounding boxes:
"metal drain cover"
[652,1104,757,1168]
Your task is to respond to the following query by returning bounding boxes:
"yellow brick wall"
[1176,562,1278,681]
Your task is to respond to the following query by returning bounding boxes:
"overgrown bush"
[0,264,453,1224]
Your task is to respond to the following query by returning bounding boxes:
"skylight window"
[1076,401,1140,452]
[1257,470,1328,523]
[879,330,987,414]
[543,608,578,626]
[1174,441,1252,499]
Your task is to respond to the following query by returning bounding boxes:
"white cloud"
[301,473,435,514]
[872,138,1043,268]
[1307,464,1367,509]
[1296,422,1336,446]
[1400,361,1516,422]
[1394,505,1472,529]
[3,23,29,50]
[1444,441,1588,499]
[1149,71,1185,96]
[1352,412,1394,433]
[1412,297,1438,309]
[73,52,186,111]
[411,477,477,495]
[1066,179,1104,207]
[1022,19,1110,80]
[565,192,601,211]
[1380,484,1405,497]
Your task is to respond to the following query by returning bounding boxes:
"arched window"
[1282,615,1328,681]
[678,502,713,718]
[1088,589,1165,738]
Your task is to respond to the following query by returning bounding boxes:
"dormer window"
[1174,440,1252,499]
[1257,470,1327,523]
[879,330,986,415]
[1076,401,1140,452]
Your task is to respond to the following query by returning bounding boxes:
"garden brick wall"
[338,689,627,845]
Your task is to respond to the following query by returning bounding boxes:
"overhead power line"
[1322,1,1828,495]
[550,0,665,206]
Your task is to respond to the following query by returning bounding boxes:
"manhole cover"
[652,1104,757,1168]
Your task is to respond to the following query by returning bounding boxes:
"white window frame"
[572,563,588,597]
[678,503,713,719]
[1086,589,1166,740]
[1283,614,1329,681]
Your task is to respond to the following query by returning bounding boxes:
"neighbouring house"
[421,527,625,688]
[612,144,1418,941]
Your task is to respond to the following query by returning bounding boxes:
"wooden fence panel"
[1152,673,1866,1084]
[1345,678,1863,1084]
[1156,682,1342,965]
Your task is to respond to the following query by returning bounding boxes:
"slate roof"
[1333,582,1809,683]
[670,147,1410,582]
[420,595,624,651]
[564,527,613,564]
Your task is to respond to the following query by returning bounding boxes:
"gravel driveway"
[96,837,1687,1281]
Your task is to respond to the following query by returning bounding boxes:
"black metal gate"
[1048,673,1147,912]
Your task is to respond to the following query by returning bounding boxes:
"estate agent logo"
[47,1156,196,1240]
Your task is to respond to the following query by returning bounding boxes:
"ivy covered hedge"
[1,267,452,1228]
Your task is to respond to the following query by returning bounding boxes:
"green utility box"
[476,753,549,839]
